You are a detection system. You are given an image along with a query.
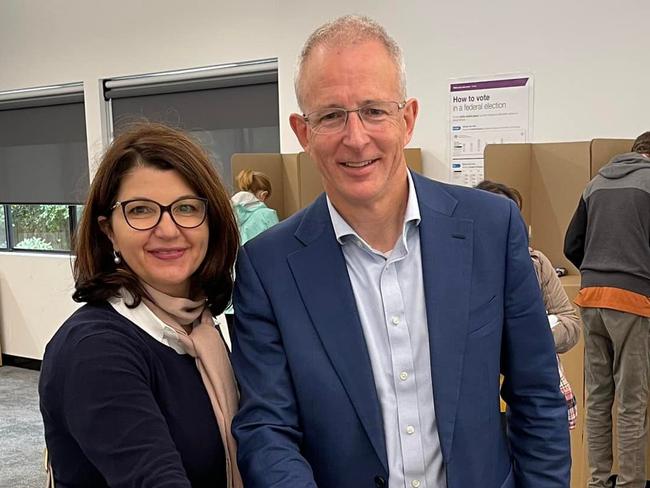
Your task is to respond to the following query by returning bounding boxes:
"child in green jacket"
[231,169,279,243]
[225,169,279,330]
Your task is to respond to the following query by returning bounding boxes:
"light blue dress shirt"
[327,172,447,488]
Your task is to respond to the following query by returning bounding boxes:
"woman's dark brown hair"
[475,179,523,210]
[73,122,239,315]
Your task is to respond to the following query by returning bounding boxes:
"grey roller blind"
[106,59,280,191]
[110,83,279,132]
[0,85,89,204]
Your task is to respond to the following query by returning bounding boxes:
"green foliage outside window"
[14,236,54,251]
[10,204,71,251]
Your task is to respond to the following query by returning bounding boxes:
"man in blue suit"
[231,15,570,488]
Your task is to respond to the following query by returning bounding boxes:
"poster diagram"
[449,75,533,187]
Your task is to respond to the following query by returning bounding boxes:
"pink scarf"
[141,284,242,488]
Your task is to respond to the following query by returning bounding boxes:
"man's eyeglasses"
[111,197,208,231]
[303,100,406,135]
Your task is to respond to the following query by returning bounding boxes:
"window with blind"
[0,83,88,252]
[105,59,280,192]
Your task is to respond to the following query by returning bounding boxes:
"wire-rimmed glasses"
[303,100,407,135]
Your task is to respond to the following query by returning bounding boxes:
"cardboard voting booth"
[484,138,638,488]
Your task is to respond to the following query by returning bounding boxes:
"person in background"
[224,169,279,331]
[231,14,570,488]
[564,131,650,488]
[231,169,279,243]
[39,123,243,488]
[476,179,581,430]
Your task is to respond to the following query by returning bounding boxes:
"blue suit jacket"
[231,172,571,488]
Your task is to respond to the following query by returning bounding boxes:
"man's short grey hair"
[294,15,407,112]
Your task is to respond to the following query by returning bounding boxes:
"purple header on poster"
[450,77,528,92]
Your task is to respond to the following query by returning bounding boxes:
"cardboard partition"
[485,139,636,488]
[559,275,587,488]
[280,153,301,218]
[484,139,632,275]
[232,148,423,219]
[590,139,633,175]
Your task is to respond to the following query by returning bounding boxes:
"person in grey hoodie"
[564,131,650,488]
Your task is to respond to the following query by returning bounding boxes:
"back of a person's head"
[631,131,650,155]
[475,179,523,210]
[236,169,272,197]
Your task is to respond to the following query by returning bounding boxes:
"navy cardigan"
[39,302,226,487]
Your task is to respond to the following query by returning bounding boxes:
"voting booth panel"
[485,139,638,488]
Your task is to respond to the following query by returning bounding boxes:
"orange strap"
[575,287,650,317]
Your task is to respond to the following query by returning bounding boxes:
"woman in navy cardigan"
[39,123,242,487]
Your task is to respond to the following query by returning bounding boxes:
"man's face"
[290,40,418,211]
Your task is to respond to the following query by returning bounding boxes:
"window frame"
[0,204,8,250]
[0,203,78,254]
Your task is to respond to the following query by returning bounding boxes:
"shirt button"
[391,316,400,326]
[399,371,408,381]
[411,480,421,488]
[406,425,415,435]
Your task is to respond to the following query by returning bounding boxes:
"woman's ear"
[256,190,269,202]
[98,216,115,246]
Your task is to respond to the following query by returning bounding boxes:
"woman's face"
[101,166,209,297]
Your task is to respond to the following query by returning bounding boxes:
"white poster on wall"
[448,74,533,187]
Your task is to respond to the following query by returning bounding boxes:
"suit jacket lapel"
[414,173,473,462]
[287,195,388,471]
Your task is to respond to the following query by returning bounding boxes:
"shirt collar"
[109,293,187,355]
[327,170,421,246]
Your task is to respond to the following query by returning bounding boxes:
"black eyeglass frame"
[110,196,209,231]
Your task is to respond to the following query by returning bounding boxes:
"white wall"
[1,0,648,358]
[0,253,77,358]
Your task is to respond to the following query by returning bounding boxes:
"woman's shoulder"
[62,302,129,331]
[49,302,148,353]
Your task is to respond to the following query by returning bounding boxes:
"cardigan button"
[374,475,386,488]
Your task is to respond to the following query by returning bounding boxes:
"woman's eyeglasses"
[110,197,208,230]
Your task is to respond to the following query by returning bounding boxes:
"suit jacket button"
[374,475,386,488]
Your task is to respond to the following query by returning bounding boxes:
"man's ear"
[289,113,310,151]
[98,216,115,246]
[402,98,419,146]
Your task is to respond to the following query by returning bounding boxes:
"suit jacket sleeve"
[231,246,318,488]
[564,197,587,269]
[501,202,572,487]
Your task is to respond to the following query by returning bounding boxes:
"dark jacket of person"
[564,152,650,296]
